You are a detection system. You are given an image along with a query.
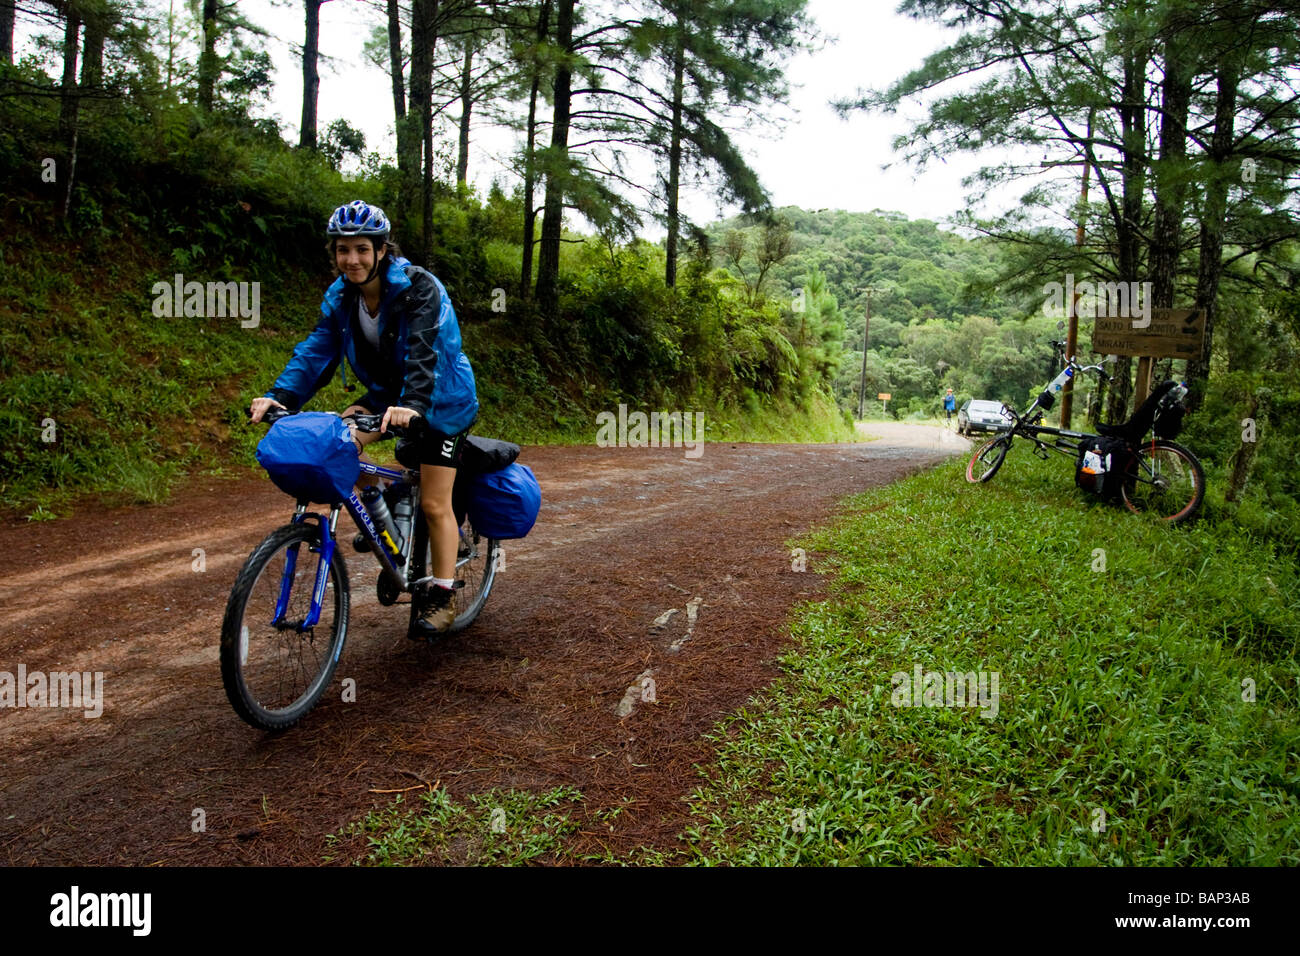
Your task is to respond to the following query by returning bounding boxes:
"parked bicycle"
[965,345,1204,524]
[221,408,512,730]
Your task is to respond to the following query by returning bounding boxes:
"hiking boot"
[409,582,460,640]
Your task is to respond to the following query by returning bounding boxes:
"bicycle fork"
[273,507,342,631]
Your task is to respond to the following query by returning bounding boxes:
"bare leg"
[420,463,458,580]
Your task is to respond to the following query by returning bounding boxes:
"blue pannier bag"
[467,463,541,539]
[256,413,360,503]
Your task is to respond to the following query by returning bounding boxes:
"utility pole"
[855,286,881,420]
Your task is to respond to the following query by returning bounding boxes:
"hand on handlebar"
[343,410,423,439]
[380,405,421,435]
[249,396,287,423]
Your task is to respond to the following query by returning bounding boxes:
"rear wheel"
[1121,440,1204,524]
[967,434,1010,483]
[408,511,499,636]
[220,522,349,730]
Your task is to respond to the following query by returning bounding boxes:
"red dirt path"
[0,427,965,864]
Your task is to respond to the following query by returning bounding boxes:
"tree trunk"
[520,0,551,299]
[536,0,574,318]
[1187,61,1240,412]
[456,39,473,185]
[408,0,438,265]
[198,0,218,112]
[299,0,323,149]
[1150,34,1190,314]
[1106,40,1147,426]
[79,6,105,89]
[2,0,17,64]
[421,1,440,269]
[388,0,412,186]
[665,27,685,289]
[58,2,81,221]
[1225,392,1268,504]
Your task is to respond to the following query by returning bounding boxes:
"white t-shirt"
[358,297,381,349]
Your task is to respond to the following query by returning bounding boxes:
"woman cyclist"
[249,200,478,637]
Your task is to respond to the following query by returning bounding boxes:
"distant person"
[943,388,956,424]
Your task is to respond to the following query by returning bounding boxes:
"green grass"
[325,785,589,866]
[666,452,1300,865]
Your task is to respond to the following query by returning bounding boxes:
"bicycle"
[220,408,501,730]
[965,346,1205,524]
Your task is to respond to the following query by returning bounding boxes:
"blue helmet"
[327,200,390,238]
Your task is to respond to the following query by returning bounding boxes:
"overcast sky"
[19,0,1001,231]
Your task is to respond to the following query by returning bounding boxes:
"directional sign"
[1092,308,1206,359]
[877,393,891,401]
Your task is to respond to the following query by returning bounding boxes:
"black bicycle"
[221,408,500,730]
[965,349,1204,524]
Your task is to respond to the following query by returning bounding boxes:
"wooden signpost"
[878,392,891,414]
[1093,308,1207,404]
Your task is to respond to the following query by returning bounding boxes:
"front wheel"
[220,522,349,730]
[967,434,1010,483]
[1121,440,1204,524]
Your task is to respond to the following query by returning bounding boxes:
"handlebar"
[245,406,422,438]
[1050,340,1114,385]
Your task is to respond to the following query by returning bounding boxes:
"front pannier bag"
[256,412,361,503]
[467,463,541,539]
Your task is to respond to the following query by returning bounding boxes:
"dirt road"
[0,426,966,864]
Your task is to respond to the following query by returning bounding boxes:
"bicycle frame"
[274,460,411,633]
[987,352,1174,492]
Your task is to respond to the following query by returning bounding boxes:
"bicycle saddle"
[1095,380,1179,443]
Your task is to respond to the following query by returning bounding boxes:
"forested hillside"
[0,0,857,520]
[707,207,1074,418]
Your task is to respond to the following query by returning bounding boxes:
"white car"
[958,399,1014,435]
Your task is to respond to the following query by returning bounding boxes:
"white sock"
[432,577,455,590]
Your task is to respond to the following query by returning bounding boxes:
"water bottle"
[1047,365,1074,395]
[390,484,415,555]
[361,485,404,558]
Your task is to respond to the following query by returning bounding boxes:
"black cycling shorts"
[395,423,470,469]
[350,398,471,469]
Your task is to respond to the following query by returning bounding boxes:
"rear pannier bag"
[467,462,541,539]
[256,412,360,503]
[1075,437,1132,500]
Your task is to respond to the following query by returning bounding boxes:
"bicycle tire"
[967,434,1010,483]
[407,511,499,636]
[220,522,349,730]
[1121,439,1205,524]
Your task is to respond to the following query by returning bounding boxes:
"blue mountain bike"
[221,409,500,730]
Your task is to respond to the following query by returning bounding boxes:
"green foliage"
[669,455,1300,865]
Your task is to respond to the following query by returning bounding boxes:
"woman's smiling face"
[334,236,385,284]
